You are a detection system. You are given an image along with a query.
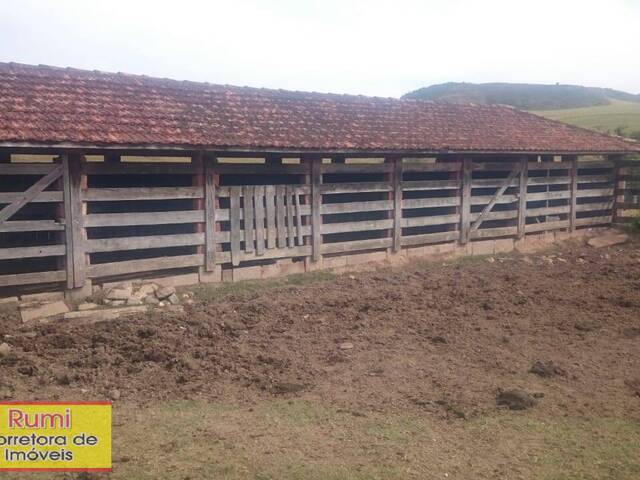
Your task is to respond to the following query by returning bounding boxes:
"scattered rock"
[158,302,166,307]
[106,288,132,301]
[587,233,629,249]
[429,336,448,344]
[167,293,180,305]
[0,297,19,305]
[496,389,538,410]
[529,360,566,378]
[110,300,126,307]
[109,389,121,401]
[136,283,158,298]
[0,343,11,357]
[338,341,354,350]
[78,303,98,311]
[126,297,143,306]
[144,296,160,305]
[156,286,176,300]
[20,301,70,323]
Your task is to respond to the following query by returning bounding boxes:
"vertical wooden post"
[569,155,578,232]
[311,159,322,262]
[392,157,403,252]
[610,155,625,225]
[203,155,217,271]
[460,157,472,244]
[63,154,86,289]
[517,156,528,238]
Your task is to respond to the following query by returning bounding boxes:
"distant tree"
[614,125,627,136]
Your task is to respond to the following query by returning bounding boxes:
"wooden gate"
[225,185,311,266]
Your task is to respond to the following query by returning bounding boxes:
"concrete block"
[20,300,70,323]
[387,252,409,266]
[406,246,428,258]
[471,240,495,256]
[0,297,19,305]
[20,291,64,302]
[221,269,233,282]
[278,260,306,275]
[554,230,572,242]
[346,251,387,266]
[261,264,282,279]
[321,256,348,269]
[494,238,515,254]
[232,265,263,282]
[64,280,94,303]
[78,303,98,311]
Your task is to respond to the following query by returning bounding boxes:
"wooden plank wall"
[613,160,640,225]
[0,154,624,291]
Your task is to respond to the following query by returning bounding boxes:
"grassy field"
[533,99,640,137]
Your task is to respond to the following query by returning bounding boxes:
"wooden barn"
[0,62,639,297]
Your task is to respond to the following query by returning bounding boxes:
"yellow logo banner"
[0,402,111,472]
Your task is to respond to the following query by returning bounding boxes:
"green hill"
[402,82,640,139]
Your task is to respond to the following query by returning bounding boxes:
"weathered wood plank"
[84,163,197,175]
[526,191,570,201]
[569,156,578,231]
[319,182,392,194]
[402,197,461,209]
[311,161,322,262]
[401,231,459,247]
[402,162,461,173]
[402,180,460,191]
[87,254,204,278]
[321,163,393,174]
[243,186,255,254]
[84,210,204,227]
[403,214,460,228]
[473,178,519,188]
[526,206,570,217]
[229,187,242,266]
[527,176,571,186]
[204,159,217,271]
[0,164,63,223]
[470,210,518,221]
[214,164,309,175]
[576,201,614,212]
[0,270,66,288]
[473,162,518,172]
[460,158,472,244]
[525,220,569,233]
[86,233,204,253]
[576,174,614,184]
[518,157,528,238]
[254,186,266,255]
[322,219,394,234]
[575,215,613,226]
[527,162,572,171]
[67,155,86,289]
[321,237,393,254]
[0,164,58,175]
[321,200,393,214]
[577,161,614,170]
[218,185,311,197]
[0,191,63,204]
[0,244,66,260]
[0,220,65,232]
[392,158,403,252]
[214,245,312,264]
[286,186,295,248]
[83,186,203,201]
[294,189,303,246]
[61,155,75,289]
[469,226,517,239]
[576,188,614,198]
[265,185,277,249]
[276,185,287,248]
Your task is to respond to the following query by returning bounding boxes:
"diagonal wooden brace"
[0,164,63,224]
[469,165,520,233]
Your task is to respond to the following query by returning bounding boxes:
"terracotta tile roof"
[0,62,638,153]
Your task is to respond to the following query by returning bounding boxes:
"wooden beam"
[66,154,86,288]
[460,158,472,244]
[569,155,578,231]
[311,159,322,262]
[517,156,528,238]
[229,187,242,266]
[392,157,403,252]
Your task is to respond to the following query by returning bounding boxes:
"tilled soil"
[1,237,640,419]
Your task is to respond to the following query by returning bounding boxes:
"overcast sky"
[1,0,638,97]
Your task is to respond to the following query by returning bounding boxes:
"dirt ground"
[1,235,640,479]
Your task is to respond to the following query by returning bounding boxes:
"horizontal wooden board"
[319,182,392,194]
[576,188,614,198]
[525,220,569,233]
[402,180,460,191]
[214,225,311,244]
[321,200,393,214]
[84,163,198,175]
[402,214,460,228]
[216,205,310,221]
[321,237,393,254]
[473,162,518,171]
[322,163,393,174]
[469,226,517,239]
[526,191,570,201]
[526,206,570,216]
[86,233,204,253]
[471,194,518,205]
[322,219,393,234]
[0,164,59,175]
[0,220,65,232]
[0,244,66,260]
[575,215,613,226]
[576,201,614,212]
[527,176,570,185]
[527,162,572,171]
[84,210,204,227]
[214,245,312,264]
[87,254,204,278]
[0,191,63,203]
[215,164,309,175]
[83,186,203,201]
[470,210,518,221]
[400,231,459,246]
[577,174,614,184]
[217,185,310,197]
[473,178,519,188]
[402,197,460,209]
[402,162,461,173]
[0,270,66,287]
[577,161,614,170]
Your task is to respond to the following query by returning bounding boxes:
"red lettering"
[7,409,24,428]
